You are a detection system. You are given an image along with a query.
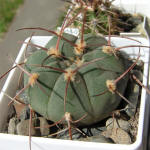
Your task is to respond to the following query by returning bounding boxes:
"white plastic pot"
[0,34,150,150]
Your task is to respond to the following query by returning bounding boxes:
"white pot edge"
[0,33,149,150]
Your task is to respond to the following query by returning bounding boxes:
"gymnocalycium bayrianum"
[24,32,129,126]
[57,0,143,35]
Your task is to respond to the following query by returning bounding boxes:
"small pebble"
[16,119,36,136]
[8,117,19,134]
[111,128,132,144]
[79,134,114,143]
[106,118,130,132]
[102,128,132,144]
[39,117,50,136]
[88,127,106,136]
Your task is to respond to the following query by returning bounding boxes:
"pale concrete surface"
[0,0,65,90]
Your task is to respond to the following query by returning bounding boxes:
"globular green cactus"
[24,33,129,126]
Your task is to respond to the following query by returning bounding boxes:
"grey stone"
[79,134,113,143]
[102,129,112,138]
[111,128,132,144]
[16,119,36,136]
[39,117,50,136]
[8,117,19,134]
[106,118,130,132]
[88,127,106,136]
[102,128,132,144]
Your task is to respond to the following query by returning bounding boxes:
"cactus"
[24,32,129,126]
[57,0,143,35]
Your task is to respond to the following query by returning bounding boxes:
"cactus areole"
[24,33,129,126]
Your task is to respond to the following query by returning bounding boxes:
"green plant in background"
[57,0,143,35]
[0,0,24,37]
